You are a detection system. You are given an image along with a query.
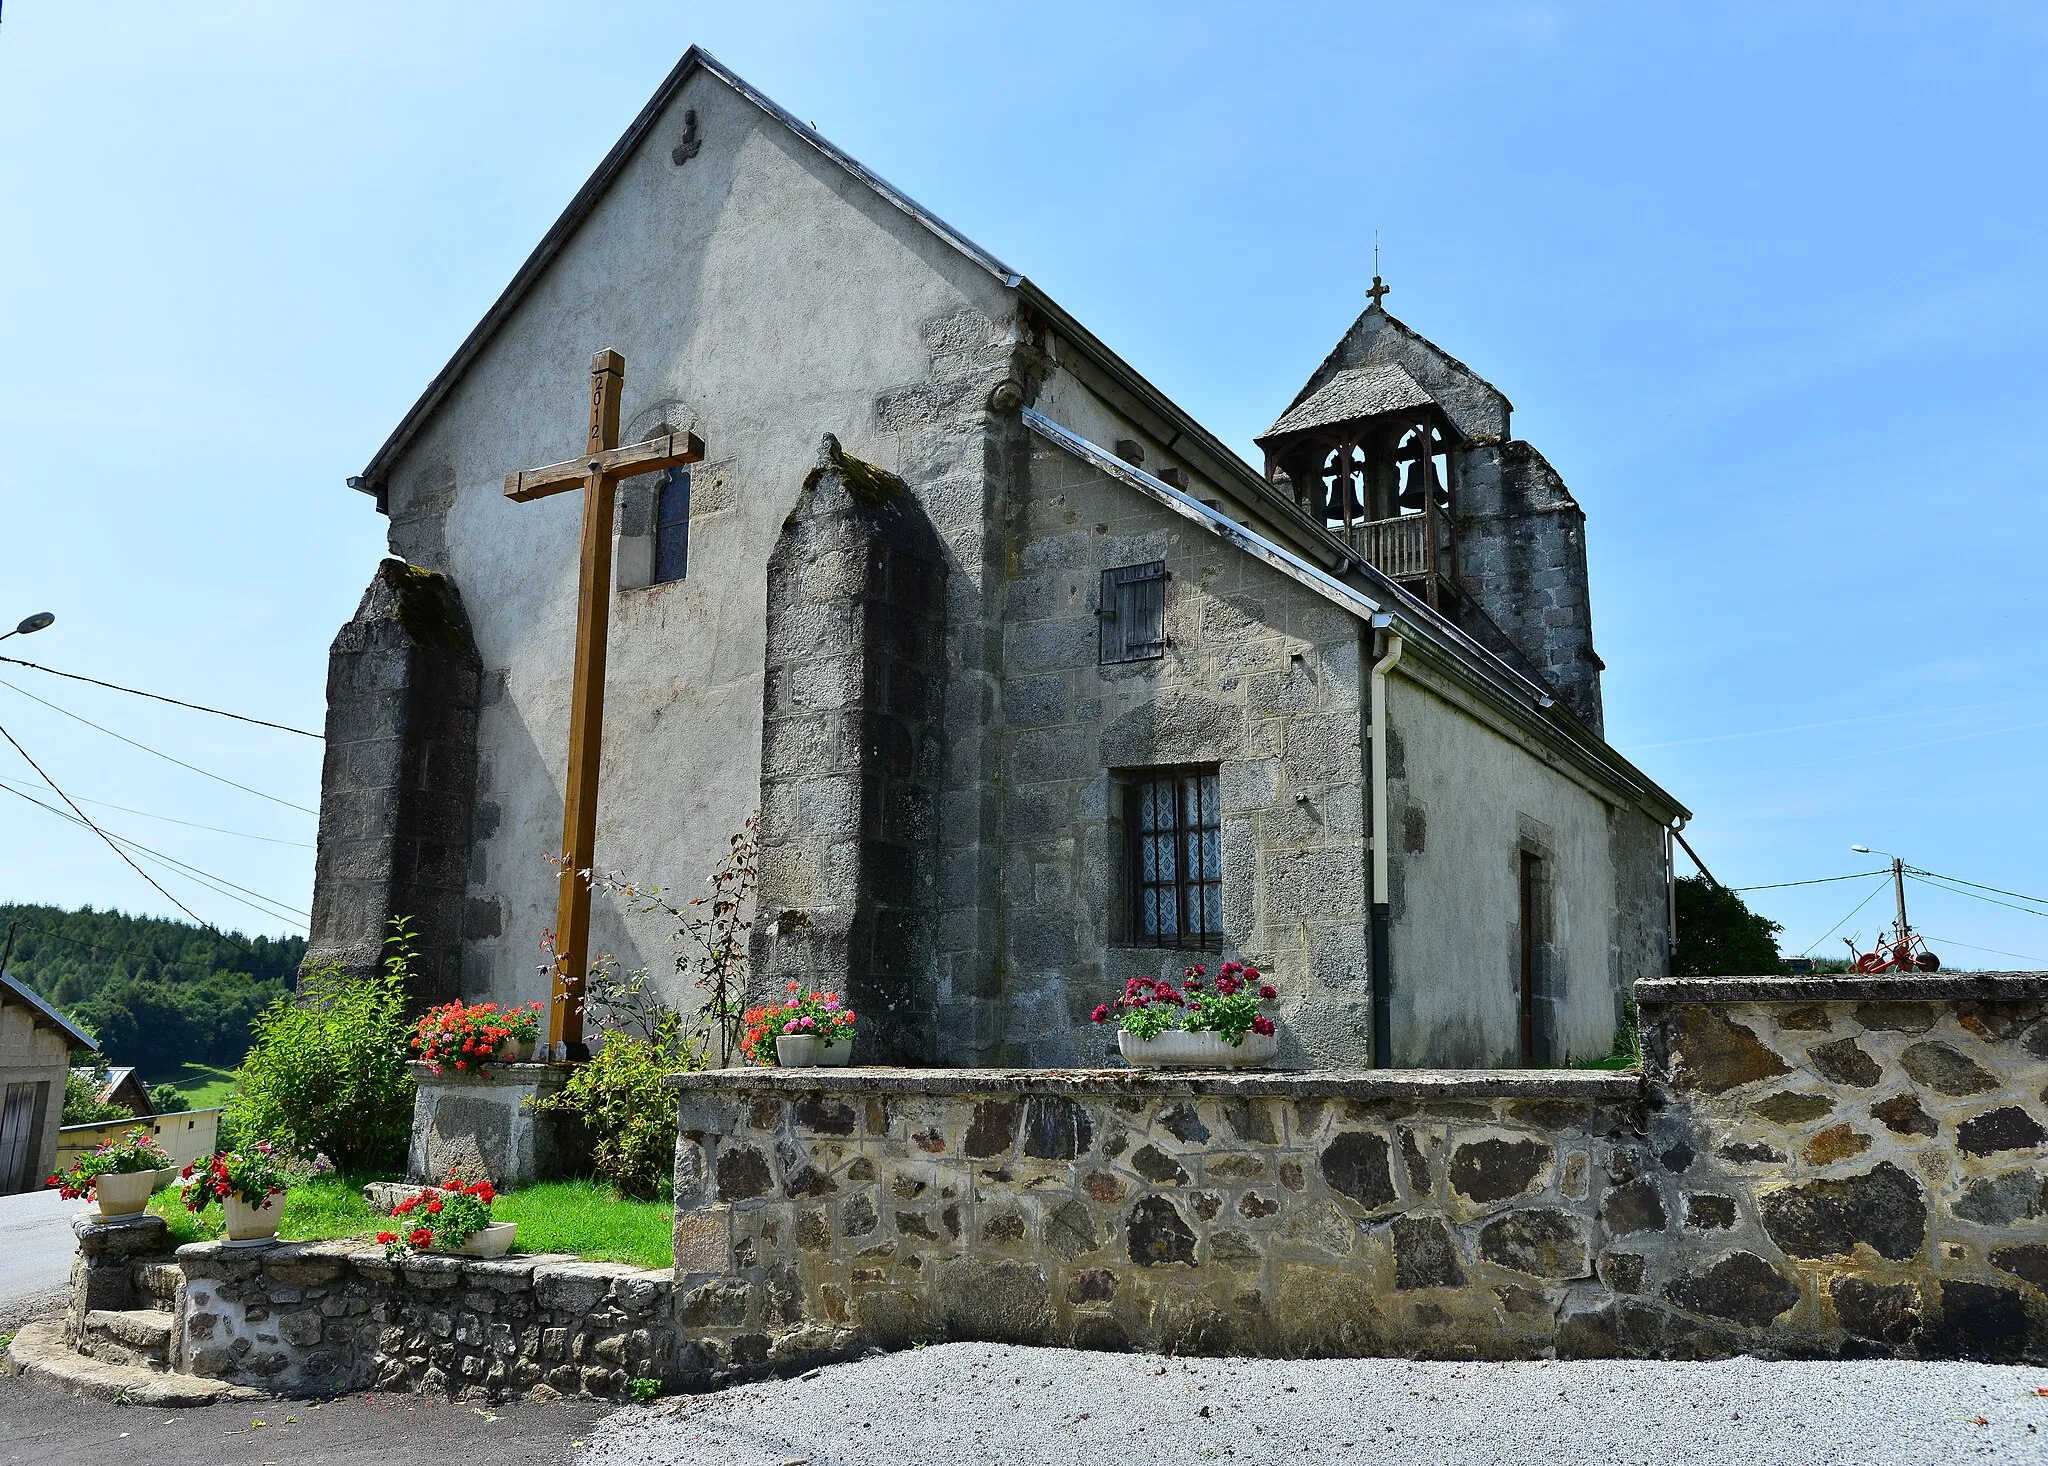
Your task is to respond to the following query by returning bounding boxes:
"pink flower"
[1259,985,1278,1000]
[1252,1016,1275,1036]
[1090,1004,1111,1024]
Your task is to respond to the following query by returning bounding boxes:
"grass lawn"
[147,1173,674,1270]
[142,1062,239,1111]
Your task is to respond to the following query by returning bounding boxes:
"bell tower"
[1260,281,1605,732]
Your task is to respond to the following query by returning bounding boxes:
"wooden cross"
[504,349,704,1055]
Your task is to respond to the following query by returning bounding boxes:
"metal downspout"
[1369,623,1405,1069]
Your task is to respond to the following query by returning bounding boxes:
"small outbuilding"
[0,967,97,1194]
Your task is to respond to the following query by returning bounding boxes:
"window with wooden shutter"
[1099,560,1167,664]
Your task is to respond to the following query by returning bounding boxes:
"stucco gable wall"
[1385,672,1622,1066]
[369,68,1018,1008]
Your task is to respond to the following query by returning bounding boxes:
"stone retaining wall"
[175,1241,673,1399]
[665,975,2048,1373]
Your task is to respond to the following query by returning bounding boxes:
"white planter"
[776,1035,853,1067]
[93,1169,156,1218]
[449,1221,516,1258]
[223,1192,283,1243]
[496,1036,539,1063]
[1118,1028,1277,1069]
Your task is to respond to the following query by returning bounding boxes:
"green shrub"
[533,1020,697,1200]
[61,1066,132,1125]
[226,920,417,1172]
[149,1083,191,1115]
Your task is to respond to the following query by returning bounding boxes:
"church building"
[306,47,1686,1070]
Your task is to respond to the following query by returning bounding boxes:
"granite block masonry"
[405,1061,586,1186]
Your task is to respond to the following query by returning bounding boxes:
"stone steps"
[7,1319,260,1407]
[78,1308,173,1371]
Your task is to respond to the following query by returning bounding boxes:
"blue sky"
[2,3,2045,967]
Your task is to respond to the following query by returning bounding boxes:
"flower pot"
[450,1221,516,1258]
[223,1192,283,1243]
[1118,1028,1277,1069]
[93,1170,156,1218]
[775,1035,853,1067]
[495,1036,537,1064]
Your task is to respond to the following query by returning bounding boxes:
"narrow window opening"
[1122,765,1222,950]
[652,465,691,584]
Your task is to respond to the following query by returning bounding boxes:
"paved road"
[0,1372,610,1465]
[0,1187,87,1319]
[582,1342,2048,1466]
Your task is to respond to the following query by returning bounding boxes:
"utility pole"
[1890,857,1910,948]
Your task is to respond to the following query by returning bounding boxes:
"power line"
[1921,934,2048,966]
[1800,876,1893,956]
[1734,869,1888,893]
[2,786,307,921]
[0,780,309,926]
[0,715,230,941]
[0,654,321,739]
[1905,872,2048,921]
[0,677,317,815]
[1905,866,2048,910]
[0,775,313,848]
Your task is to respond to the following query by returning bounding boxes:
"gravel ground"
[580,1343,2048,1466]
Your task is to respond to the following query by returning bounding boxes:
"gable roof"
[1275,302,1513,441]
[351,46,1020,496]
[1,967,97,1051]
[1259,360,1437,443]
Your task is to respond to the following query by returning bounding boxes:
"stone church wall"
[663,975,2048,1377]
[984,440,1372,1068]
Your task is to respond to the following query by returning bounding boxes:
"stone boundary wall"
[665,975,2048,1373]
[174,1240,673,1399]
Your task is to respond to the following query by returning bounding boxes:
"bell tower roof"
[1274,294,1513,445]
[1258,360,1437,445]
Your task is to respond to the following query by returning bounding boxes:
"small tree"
[61,1066,132,1125]
[150,1083,191,1115]
[226,918,418,1172]
[1673,875,1784,977]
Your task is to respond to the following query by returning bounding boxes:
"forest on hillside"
[0,903,303,1074]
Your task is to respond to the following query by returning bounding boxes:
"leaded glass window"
[1124,766,1222,949]
[652,466,691,585]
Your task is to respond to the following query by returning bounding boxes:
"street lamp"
[1,612,54,642]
